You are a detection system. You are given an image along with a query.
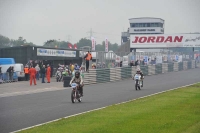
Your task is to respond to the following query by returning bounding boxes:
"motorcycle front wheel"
[71,90,76,103]
[135,80,138,90]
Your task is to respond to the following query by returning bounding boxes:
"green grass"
[19,83,200,133]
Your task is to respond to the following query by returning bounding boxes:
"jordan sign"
[130,34,200,48]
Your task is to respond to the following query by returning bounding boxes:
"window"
[154,23,158,27]
[147,23,150,27]
[143,23,146,27]
[150,23,154,27]
[130,23,135,27]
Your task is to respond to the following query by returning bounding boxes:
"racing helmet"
[75,71,80,78]
[136,68,141,74]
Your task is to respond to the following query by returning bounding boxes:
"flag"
[105,38,108,52]
[74,44,77,49]
[68,43,73,49]
[91,37,95,51]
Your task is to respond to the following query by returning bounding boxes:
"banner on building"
[91,37,95,51]
[37,48,76,57]
[105,38,108,52]
[130,34,200,48]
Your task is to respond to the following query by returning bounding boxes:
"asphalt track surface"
[0,68,200,133]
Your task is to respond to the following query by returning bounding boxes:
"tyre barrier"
[82,60,197,85]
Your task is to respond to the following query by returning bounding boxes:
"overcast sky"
[0,0,200,46]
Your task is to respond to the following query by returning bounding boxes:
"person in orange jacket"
[29,66,37,86]
[46,64,51,83]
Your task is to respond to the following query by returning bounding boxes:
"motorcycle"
[70,83,82,103]
[134,74,143,90]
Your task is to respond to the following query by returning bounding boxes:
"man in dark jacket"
[41,65,46,83]
[7,66,14,81]
[50,64,53,77]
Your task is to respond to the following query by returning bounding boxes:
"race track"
[0,68,200,133]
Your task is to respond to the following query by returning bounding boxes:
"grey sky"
[0,0,199,46]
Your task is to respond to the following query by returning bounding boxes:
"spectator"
[29,66,37,86]
[120,61,122,67]
[135,60,139,66]
[24,66,29,81]
[35,64,40,80]
[7,66,14,81]
[130,61,134,67]
[41,65,46,83]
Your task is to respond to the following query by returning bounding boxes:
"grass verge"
[19,83,200,133]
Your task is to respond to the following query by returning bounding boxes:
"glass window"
[147,23,150,27]
[154,23,158,27]
[150,23,154,27]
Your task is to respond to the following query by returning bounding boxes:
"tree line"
[0,35,120,52]
[0,35,35,48]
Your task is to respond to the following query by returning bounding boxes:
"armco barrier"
[82,60,197,85]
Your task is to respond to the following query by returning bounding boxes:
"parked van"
[14,63,25,80]
[0,58,15,65]
[0,58,25,80]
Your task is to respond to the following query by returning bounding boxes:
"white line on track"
[10,82,199,133]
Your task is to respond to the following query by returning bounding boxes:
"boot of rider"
[141,80,143,87]
[80,87,83,96]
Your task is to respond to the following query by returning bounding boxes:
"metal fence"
[80,51,200,69]
[0,72,18,84]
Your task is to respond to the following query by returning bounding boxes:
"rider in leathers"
[133,68,144,87]
[70,71,84,96]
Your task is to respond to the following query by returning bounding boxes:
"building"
[0,45,82,67]
[121,17,165,46]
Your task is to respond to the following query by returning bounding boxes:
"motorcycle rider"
[70,71,84,96]
[133,68,144,87]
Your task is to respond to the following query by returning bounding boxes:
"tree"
[0,35,10,48]
[43,40,71,49]
[77,38,92,49]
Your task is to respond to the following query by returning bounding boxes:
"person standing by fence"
[7,66,13,81]
[24,66,29,81]
[84,51,92,72]
[29,66,36,86]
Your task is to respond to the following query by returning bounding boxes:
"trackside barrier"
[83,60,198,85]
[0,72,18,84]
